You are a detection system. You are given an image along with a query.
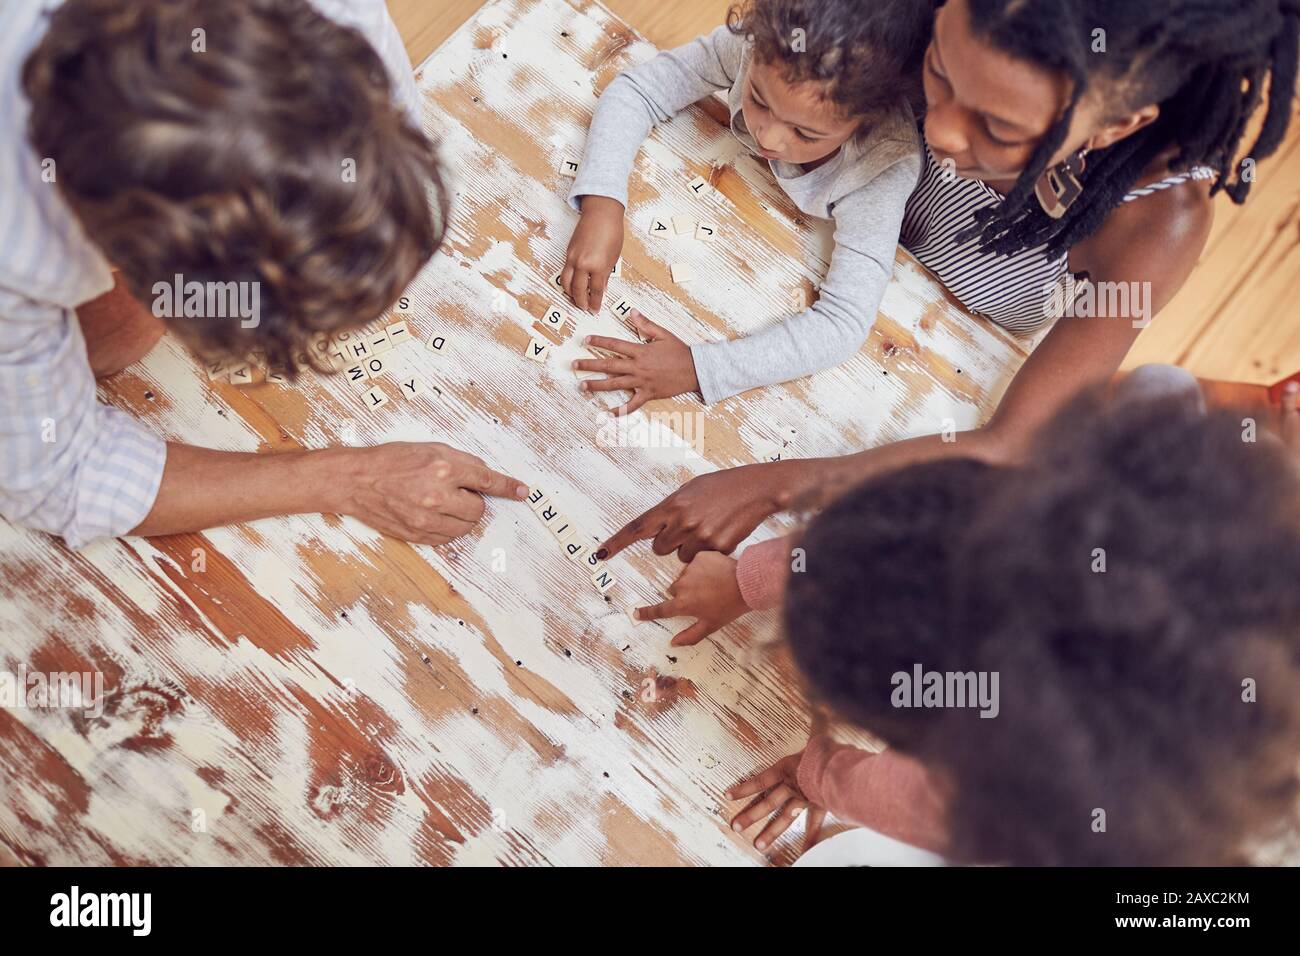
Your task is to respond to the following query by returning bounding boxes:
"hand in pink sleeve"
[735,534,797,610]
[797,736,949,853]
[634,550,750,646]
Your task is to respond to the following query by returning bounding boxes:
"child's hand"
[575,311,700,415]
[727,751,827,855]
[562,195,625,313]
[632,550,748,645]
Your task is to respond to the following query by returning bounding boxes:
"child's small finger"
[589,276,608,313]
[753,799,805,852]
[612,391,649,417]
[580,376,636,393]
[560,263,577,302]
[731,784,794,832]
[572,269,591,312]
[726,767,780,800]
[633,311,669,341]
[584,334,639,357]
[637,598,681,621]
[573,357,629,375]
[671,620,712,646]
[802,807,827,853]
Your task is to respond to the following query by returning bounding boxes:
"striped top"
[901,144,1216,334]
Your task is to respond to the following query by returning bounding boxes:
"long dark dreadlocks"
[956,0,1300,259]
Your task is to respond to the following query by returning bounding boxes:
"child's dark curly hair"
[23,0,448,375]
[727,0,931,122]
[785,392,1300,865]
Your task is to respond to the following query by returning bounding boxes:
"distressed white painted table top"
[0,0,1026,865]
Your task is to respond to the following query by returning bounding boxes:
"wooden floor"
[0,0,1028,865]
[391,0,1300,384]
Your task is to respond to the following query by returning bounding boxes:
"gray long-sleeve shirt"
[569,25,922,404]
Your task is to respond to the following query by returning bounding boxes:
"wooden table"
[0,0,1028,866]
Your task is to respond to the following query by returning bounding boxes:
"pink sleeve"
[735,535,795,611]
[797,736,948,853]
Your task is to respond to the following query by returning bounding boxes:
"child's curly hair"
[785,391,1300,865]
[23,0,448,374]
[727,0,931,121]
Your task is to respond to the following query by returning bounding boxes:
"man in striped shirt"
[1,0,527,550]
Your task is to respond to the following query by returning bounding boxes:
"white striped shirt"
[901,143,1215,334]
[0,0,419,549]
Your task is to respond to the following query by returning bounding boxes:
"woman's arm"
[599,175,1213,561]
[598,312,1144,560]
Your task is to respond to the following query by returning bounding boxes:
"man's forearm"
[130,443,354,537]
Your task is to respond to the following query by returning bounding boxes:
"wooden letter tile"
[550,518,577,543]
[386,320,411,345]
[398,375,427,399]
[590,566,617,594]
[542,305,568,333]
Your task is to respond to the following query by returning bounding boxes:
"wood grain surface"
[0,0,1028,866]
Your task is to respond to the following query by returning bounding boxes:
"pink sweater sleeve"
[797,736,948,853]
[735,535,795,610]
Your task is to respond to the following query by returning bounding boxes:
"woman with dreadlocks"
[597,0,1300,565]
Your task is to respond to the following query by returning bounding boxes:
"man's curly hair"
[23,0,448,374]
[727,0,931,122]
[785,391,1300,865]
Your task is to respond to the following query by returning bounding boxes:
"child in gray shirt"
[563,0,929,408]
